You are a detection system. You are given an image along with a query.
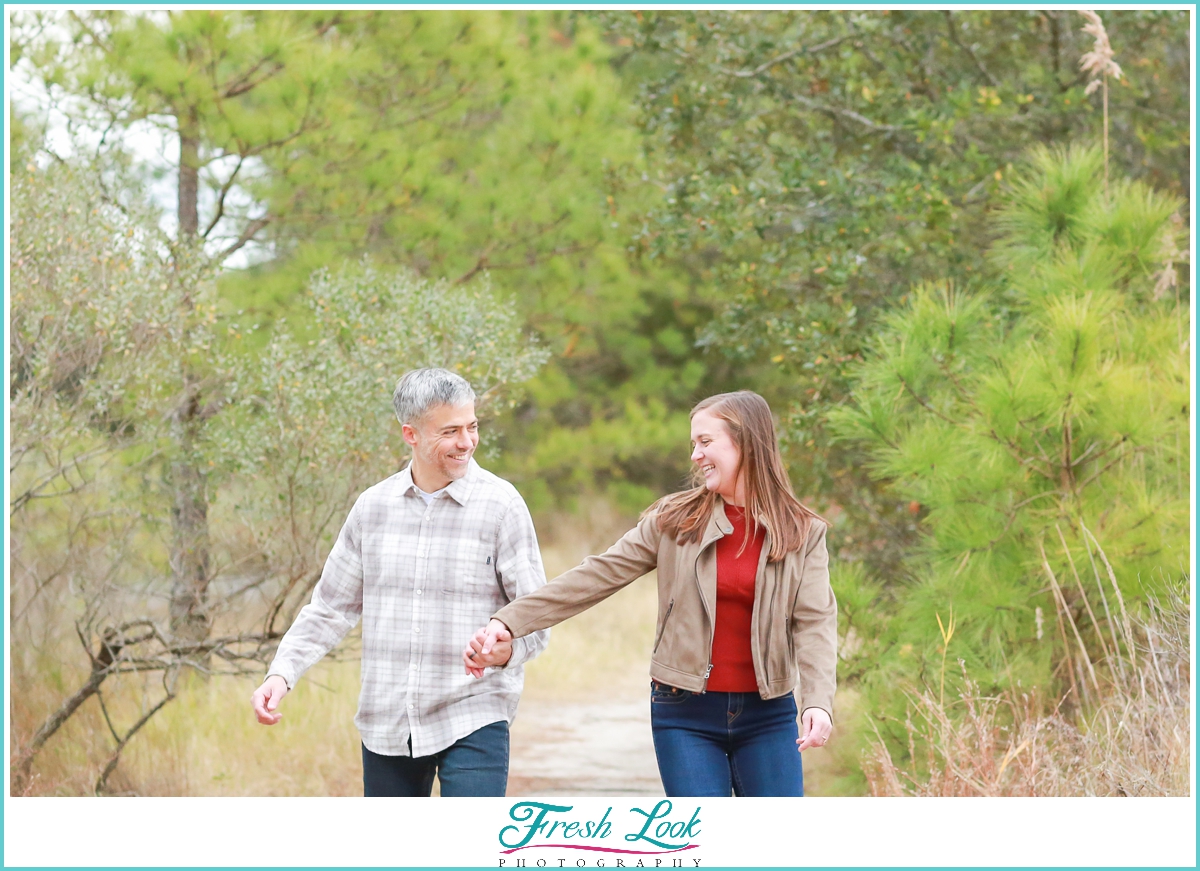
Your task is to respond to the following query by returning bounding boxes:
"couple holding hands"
[252,368,836,797]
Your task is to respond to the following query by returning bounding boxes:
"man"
[251,367,549,796]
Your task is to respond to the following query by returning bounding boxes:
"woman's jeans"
[649,681,804,796]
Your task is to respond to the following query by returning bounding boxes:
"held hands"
[796,706,833,752]
[251,675,289,725]
[462,619,513,678]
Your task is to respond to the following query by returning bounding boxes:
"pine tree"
[830,145,1189,697]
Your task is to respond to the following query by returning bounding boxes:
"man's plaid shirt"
[266,460,549,757]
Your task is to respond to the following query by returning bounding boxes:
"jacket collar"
[700,497,735,549]
[702,497,775,557]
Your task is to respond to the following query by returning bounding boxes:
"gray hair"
[392,367,476,425]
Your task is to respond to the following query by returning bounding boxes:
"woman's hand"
[462,619,513,678]
[796,707,833,751]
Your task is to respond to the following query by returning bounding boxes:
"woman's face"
[690,409,743,503]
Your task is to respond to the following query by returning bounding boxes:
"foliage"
[22,10,1188,527]
[223,10,731,513]
[829,146,1189,703]
[10,154,192,509]
[13,9,731,514]
[19,10,353,255]
[600,9,1191,569]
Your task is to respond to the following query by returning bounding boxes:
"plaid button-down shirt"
[266,459,549,757]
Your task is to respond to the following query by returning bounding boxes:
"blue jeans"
[361,720,509,796]
[649,681,804,797]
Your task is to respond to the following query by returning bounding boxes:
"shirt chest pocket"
[442,534,503,602]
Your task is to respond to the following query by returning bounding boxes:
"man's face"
[402,402,479,491]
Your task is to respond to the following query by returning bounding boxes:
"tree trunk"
[168,382,212,644]
[177,109,200,238]
[168,109,212,646]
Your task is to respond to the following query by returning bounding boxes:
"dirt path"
[508,696,664,796]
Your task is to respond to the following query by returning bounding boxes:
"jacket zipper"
[695,548,715,693]
[758,563,777,691]
[653,599,674,653]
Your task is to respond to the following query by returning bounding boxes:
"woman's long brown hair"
[646,391,819,561]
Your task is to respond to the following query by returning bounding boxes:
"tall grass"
[864,564,1190,797]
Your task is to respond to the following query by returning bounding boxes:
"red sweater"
[706,505,765,692]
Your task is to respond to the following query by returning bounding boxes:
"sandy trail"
[507,695,664,796]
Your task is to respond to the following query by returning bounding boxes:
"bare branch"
[793,94,904,137]
[10,442,114,512]
[218,216,270,262]
[222,58,285,100]
[201,155,247,239]
[95,672,178,795]
[728,35,850,78]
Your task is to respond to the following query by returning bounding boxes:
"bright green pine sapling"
[830,144,1189,703]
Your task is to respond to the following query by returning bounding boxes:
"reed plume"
[1079,11,1123,194]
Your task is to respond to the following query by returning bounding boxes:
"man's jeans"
[649,682,804,796]
[362,720,509,796]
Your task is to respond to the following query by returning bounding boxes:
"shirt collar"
[398,459,478,506]
[443,460,479,505]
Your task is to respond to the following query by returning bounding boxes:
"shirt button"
[415,589,422,596]
[408,704,414,710]
[414,626,421,633]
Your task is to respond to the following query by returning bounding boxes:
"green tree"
[226,11,731,513]
[829,146,1189,705]
[600,10,1190,569]
[20,9,360,644]
[16,10,730,516]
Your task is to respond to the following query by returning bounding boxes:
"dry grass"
[11,648,367,796]
[864,581,1191,797]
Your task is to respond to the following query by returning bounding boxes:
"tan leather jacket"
[493,500,837,718]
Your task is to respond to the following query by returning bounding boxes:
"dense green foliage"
[601,9,1189,569]
[830,146,1188,707]
[16,9,1187,526]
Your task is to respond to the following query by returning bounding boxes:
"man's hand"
[462,619,513,678]
[251,675,290,725]
[796,706,833,751]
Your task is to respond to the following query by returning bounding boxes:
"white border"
[4,797,1199,867]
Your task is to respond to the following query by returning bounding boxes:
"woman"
[464,391,836,797]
